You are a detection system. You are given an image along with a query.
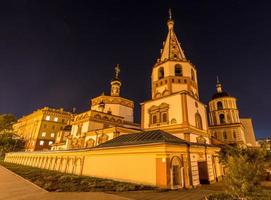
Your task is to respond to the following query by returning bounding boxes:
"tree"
[0,114,17,132]
[0,133,25,158]
[220,145,271,199]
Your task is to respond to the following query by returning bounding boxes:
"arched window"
[223,131,227,140]
[175,64,183,76]
[162,113,167,122]
[191,69,195,81]
[233,131,236,139]
[152,115,157,124]
[158,67,164,79]
[195,113,203,129]
[217,101,223,110]
[219,114,225,124]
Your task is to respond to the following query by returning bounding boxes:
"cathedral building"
[208,80,257,146]
[6,10,258,190]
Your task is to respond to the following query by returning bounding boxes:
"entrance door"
[198,161,209,184]
[170,156,184,189]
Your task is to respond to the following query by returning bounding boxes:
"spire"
[216,76,222,93]
[159,9,187,63]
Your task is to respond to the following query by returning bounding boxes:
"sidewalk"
[0,165,131,200]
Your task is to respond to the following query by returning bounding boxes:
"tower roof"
[159,9,187,63]
[211,78,231,100]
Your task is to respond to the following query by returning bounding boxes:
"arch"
[175,64,183,76]
[155,92,162,98]
[191,69,195,81]
[94,114,101,119]
[195,113,203,129]
[66,158,74,174]
[158,67,164,79]
[217,101,223,110]
[219,114,225,124]
[152,115,157,124]
[162,113,167,123]
[223,131,227,140]
[86,138,95,148]
[170,156,184,189]
[74,158,82,175]
[162,90,170,96]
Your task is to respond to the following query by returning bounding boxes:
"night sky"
[0,1,270,138]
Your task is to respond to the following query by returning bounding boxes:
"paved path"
[0,165,131,200]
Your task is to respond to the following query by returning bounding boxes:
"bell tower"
[111,64,121,97]
[151,9,199,100]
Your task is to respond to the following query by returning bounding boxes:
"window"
[51,133,55,138]
[41,132,46,137]
[217,101,223,110]
[43,124,47,128]
[175,64,183,76]
[52,125,55,130]
[233,131,236,139]
[219,114,225,124]
[152,115,157,124]
[158,67,164,79]
[172,79,174,83]
[162,113,167,123]
[223,131,227,140]
[62,119,65,123]
[45,115,50,121]
[39,140,44,146]
[48,141,53,145]
[214,132,217,138]
[191,69,195,81]
[195,113,203,129]
[54,117,58,122]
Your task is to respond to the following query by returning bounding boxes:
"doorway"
[198,161,209,184]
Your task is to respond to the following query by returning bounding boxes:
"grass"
[0,161,156,192]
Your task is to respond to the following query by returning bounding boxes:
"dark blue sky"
[0,1,270,138]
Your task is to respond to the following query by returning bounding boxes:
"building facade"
[13,107,73,151]
[208,80,257,147]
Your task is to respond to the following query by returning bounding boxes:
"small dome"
[212,91,230,100]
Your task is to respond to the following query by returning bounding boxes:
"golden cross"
[169,8,172,20]
[115,64,120,79]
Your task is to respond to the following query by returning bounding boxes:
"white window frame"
[41,132,46,137]
[45,115,50,121]
[48,141,53,145]
[54,117,58,122]
[51,133,55,138]
[39,140,44,146]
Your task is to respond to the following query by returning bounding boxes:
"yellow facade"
[13,107,73,151]
[5,141,222,188]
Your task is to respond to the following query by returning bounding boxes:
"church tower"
[208,78,257,146]
[151,10,199,100]
[90,65,134,122]
[141,11,209,143]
